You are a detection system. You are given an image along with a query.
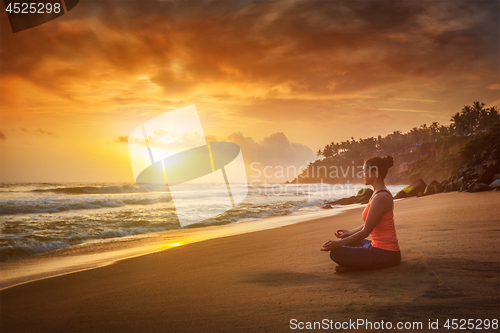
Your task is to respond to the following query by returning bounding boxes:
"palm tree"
[429,122,440,140]
[451,112,466,135]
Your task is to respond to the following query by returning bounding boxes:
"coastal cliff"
[285,102,500,192]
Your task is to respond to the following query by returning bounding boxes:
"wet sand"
[1,191,499,332]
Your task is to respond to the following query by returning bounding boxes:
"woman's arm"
[350,225,364,235]
[335,225,363,238]
[321,194,391,251]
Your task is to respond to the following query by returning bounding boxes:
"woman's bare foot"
[334,265,353,273]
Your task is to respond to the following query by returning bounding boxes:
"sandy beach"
[1,191,499,332]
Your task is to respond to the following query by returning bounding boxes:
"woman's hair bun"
[383,155,394,169]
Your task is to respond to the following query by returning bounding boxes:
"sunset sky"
[1,0,499,183]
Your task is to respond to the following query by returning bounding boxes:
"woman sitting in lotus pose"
[321,155,401,273]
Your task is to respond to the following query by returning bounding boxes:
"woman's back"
[362,190,400,251]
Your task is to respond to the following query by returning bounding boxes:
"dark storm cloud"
[0,0,498,109]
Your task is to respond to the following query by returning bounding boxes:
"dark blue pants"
[329,236,401,271]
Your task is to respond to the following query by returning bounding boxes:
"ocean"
[0,182,407,263]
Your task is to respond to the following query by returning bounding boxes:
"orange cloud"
[1,0,498,182]
[207,131,316,181]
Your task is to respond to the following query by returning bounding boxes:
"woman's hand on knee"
[335,229,350,238]
[321,240,342,252]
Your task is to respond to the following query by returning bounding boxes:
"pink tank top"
[362,199,400,252]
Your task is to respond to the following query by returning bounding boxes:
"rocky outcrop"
[322,188,374,208]
[423,180,445,196]
[322,147,498,206]
[489,179,500,189]
[444,141,500,193]
[394,179,427,199]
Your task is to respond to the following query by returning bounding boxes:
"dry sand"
[1,191,499,332]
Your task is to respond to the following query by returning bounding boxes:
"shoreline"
[0,182,407,264]
[1,191,499,332]
[0,202,365,290]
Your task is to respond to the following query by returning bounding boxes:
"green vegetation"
[317,101,499,160]
[400,153,463,183]
[294,101,500,185]
[458,121,500,163]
